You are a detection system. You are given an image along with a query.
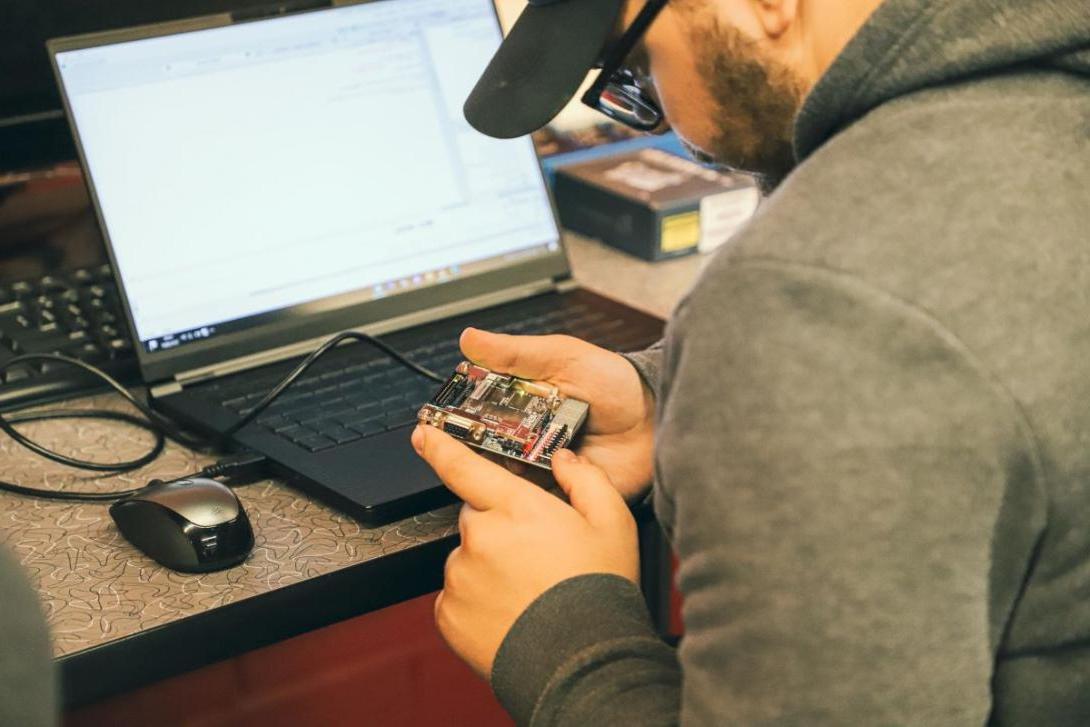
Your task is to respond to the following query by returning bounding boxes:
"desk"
[0,233,704,709]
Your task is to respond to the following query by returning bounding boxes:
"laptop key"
[4,365,32,383]
[298,415,335,431]
[324,407,358,424]
[268,389,312,408]
[346,417,385,436]
[383,408,417,430]
[223,396,250,411]
[317,425,361,445]
[340,362,371,376]
[257,414,292,430]
[286,425,320,441]
[335,373,365,388]
[353,401,381,416]
[277,424,306,439]
[288,404,336,424]
[296,434,336,452]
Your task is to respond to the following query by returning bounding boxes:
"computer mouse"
[109,477,254,573]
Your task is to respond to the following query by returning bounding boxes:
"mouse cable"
[0,451,271,503]
[0,330,443,502]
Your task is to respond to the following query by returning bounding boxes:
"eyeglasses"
[581,0,669,131]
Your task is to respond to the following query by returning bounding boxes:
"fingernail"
[411,425,425,454]
[553,448,576,463]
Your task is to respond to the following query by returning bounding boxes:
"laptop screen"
[53,0,560,354]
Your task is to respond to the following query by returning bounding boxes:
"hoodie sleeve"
[622,341,665,401]
[490,574,680,727]
[0,547,57,727]
[489,257,1045,725]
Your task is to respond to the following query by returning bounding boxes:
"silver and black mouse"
[109,477,254,573]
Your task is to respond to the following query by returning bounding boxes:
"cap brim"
[464,0,624,139]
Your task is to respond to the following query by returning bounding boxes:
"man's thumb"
[551,449,628,528]
[459,327,559,380]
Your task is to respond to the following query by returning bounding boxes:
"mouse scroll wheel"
[198,533,219,557]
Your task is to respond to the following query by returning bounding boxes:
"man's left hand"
[411,424,640,679]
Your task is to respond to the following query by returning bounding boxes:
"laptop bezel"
[47,0,572,385]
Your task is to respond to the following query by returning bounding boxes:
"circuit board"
[417,362,589,470]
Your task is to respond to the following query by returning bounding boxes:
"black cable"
[0,407,167,502]
[1,407,166,472]
[197,451,271,482]
[0,480,151,503]
[0,331,442,502]
[0,451,271,503]
[220,330,443,438]
[0,353,210,455]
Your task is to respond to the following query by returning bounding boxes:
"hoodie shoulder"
[795,0,1090,158]
[731,68,1089,290]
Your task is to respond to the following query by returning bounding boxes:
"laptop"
[46,0,663,525]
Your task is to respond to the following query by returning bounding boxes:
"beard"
[679,18,806,192]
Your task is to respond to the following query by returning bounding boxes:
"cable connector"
[198,452,270,483]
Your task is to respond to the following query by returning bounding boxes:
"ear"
[752,0,799,39]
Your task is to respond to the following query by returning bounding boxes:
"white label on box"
[699,188,760,253]
[603,160,687,194]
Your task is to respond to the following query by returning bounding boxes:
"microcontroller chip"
[417,361,589,470]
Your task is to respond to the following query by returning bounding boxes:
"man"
[0,546,56,726]
[412,0,1090,723]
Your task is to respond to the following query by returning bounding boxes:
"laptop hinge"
[171,277,565,387]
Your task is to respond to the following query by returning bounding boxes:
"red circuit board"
[417,362,589,470]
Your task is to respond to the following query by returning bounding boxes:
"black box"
[554,148,759,262]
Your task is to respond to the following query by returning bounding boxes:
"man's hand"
[460,327,655,502]
[412,424,639,680]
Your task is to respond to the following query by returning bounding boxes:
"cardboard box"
[554,148,760,261]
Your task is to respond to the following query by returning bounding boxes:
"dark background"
[0,0,321,168]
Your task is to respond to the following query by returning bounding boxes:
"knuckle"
[464,522,493,553]
[443,546,462,585]
[435,601,452,636]
[458,525,478,553]
[444,547,475,593]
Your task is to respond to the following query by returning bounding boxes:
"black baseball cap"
[465,0,625,139]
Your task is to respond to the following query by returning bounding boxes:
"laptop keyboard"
[0,266,660,450]
[211,301,654,454]
[0,265,138,410]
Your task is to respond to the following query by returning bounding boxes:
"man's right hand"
[458,327,655,502]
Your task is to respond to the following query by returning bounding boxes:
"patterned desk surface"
[0,396,460,658]
[0,234,702,662]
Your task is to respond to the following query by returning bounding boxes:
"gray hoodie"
[490,0,1090,724]
[0,547,55,726]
